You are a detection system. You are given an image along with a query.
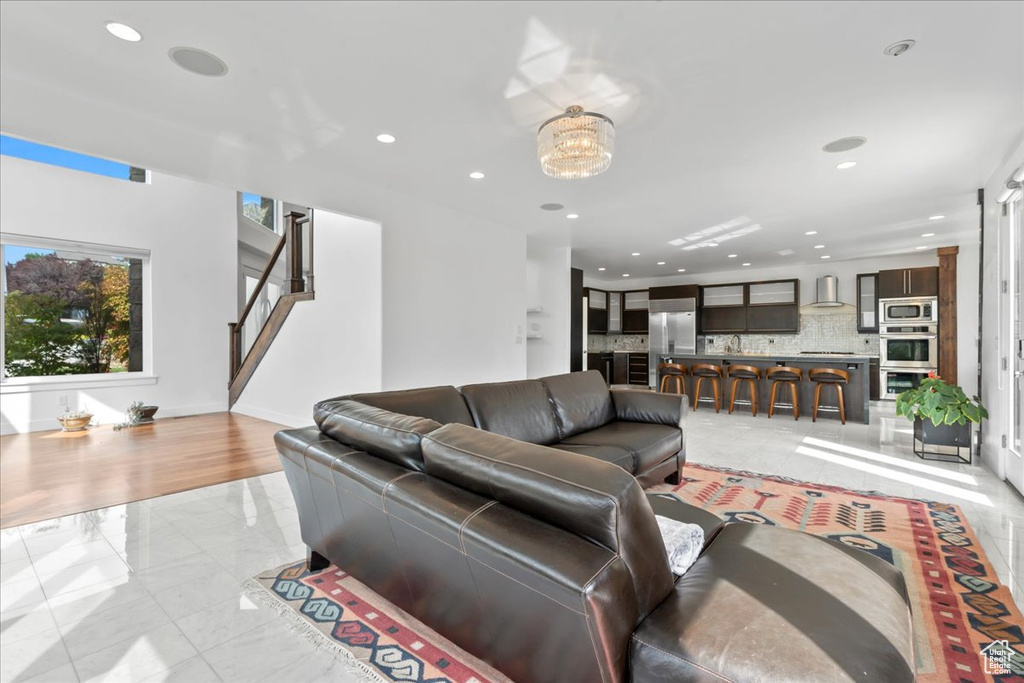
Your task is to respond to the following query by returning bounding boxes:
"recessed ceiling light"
[657,261,666,265]
[822,136,867,153]
[777,249,795,256]
[631,252,640,256]
[928,215,944,220]
[707,243,719,248]
[805,231,818,235]
[814,244,825,249]
[566,213,579,219]
[623,274,630,277]
[376,133,397,144]
[469,171,485,180]
[742,263,751,267]
[728,254,738,258]
[916,246,928,250]
[677,268,686,272]
[105,21,142,42]
[921,232,935,237]
[836,161,857,170]
[169,47,228,77]
[598,267,606,271]
[821,255,831,259]
[883,39,916,57]
[540,203,564,211]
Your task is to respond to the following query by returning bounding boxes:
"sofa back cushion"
[460,379,560,445]
[348,385,474,426]
[313,399,441,471]
[541,370,616,438]
[422,423,675,624]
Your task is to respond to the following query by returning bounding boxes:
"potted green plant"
[895,372,987,462]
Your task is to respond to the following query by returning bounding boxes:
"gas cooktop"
[798,351,855,355]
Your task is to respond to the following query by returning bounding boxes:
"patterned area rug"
[248,463,1023,683]
[651,463,1024,683]
[245,561,509,683]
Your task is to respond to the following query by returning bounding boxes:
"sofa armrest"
[611,390,687,429]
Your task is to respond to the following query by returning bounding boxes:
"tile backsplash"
[702,306,879,356]
[588,334,648,352]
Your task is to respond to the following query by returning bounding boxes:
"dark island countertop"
[660,353,872,424]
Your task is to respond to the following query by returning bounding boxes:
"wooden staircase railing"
[228,210,314,408]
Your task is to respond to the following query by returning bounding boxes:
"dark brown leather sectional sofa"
[276,370,915,683]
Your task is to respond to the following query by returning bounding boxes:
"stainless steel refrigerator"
[648,298,697,387]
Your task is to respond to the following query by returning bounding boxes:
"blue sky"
[0,135,132,180]
[4,245,55,267]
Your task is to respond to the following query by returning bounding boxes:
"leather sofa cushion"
[561,422,681,475]
[313,399,441,471]
[630,522,915,683]
[460,379,560,445]
[610,389,686,429]
[422,423,675,626]
[541,370,615,438]
[549,443,635,473]
[348,385,474,426]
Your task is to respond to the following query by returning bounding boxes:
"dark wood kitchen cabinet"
[585,288,608,334]
[622,290,649,334]
[649,284,700,300]
[877,267,938,298]
[628,353,649,386]
[857,273,879,332]
[612,354,629,385]
[588,352,613,384]
[699,280,798,334]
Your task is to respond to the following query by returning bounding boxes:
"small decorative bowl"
[137,405,158,423]
[58,415,93,432]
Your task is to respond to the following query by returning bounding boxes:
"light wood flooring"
[0,412,285,529]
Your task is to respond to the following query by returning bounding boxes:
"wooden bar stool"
[727,365,762,416]
[809,368,851,424]
[690,363,723,412]
[766,366,803,420]
[658,363,686,395]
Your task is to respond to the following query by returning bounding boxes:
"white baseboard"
[0,401,228,435]
[230,402,309,428]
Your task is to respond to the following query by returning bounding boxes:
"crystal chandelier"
[537,105,615,179]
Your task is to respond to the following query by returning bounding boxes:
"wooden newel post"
[228,322,240,381]
[286,212,305,294]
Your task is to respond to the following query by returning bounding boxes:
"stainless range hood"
[812,275,843,307]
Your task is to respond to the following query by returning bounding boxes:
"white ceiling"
[1,1,1021,282]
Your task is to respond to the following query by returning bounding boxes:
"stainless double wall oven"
[879,296,938,399]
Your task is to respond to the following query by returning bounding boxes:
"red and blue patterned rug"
[249,463,1023,682]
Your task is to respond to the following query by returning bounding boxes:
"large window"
[2,239,145,378]
[0,135,147,182]
[241,192,277,231]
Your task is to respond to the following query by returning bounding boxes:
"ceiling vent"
[169,47,228,77]
[812,275,843,307]
[883,40,916,57]
[822,137,867,153]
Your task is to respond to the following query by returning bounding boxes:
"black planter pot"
[913,416,973,463]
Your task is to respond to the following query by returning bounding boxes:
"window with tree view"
[2,244,144,377]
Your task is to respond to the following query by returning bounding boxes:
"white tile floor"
[1,402,1022,682]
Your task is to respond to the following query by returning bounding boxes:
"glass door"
[1008,191,1023,494]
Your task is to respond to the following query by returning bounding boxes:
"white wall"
[526,242,571,379]
[979,136,1024,479]
[378,199,527,390]
[0,156,236,433]
[231,211,383,427]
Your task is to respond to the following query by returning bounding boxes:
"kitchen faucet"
[730,334,742,355]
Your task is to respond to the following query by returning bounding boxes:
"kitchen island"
[662,353,873,424]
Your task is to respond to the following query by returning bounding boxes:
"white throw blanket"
[655,515,705,576]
